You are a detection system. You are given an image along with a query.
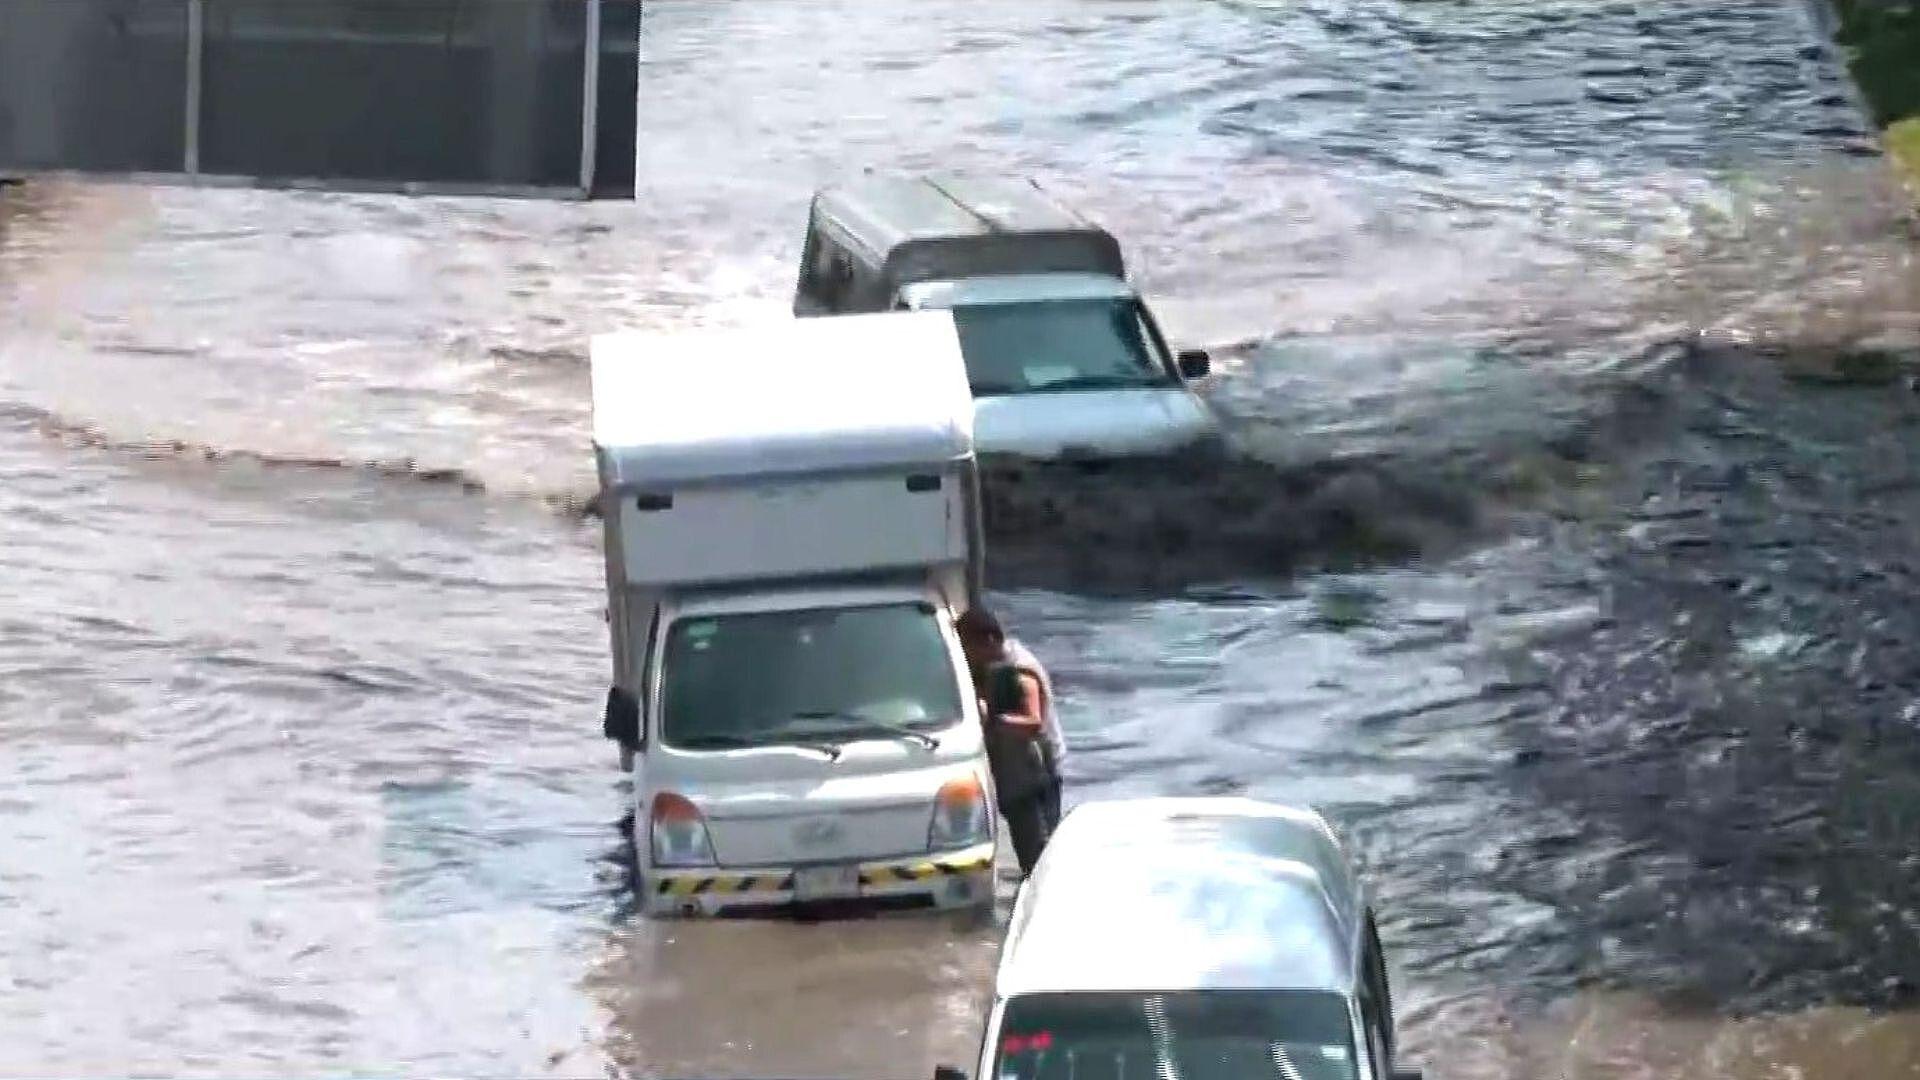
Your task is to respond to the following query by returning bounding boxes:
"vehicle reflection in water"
[591,915,998,1080]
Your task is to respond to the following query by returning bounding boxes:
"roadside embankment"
[1828,0,1920,188]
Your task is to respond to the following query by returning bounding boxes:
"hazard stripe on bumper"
[859,850,994,886]
[655,872,796,897]
[653,846,993,897]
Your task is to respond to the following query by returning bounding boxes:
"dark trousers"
[1002,773,1063,877]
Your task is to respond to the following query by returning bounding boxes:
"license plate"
[793,864,861,902]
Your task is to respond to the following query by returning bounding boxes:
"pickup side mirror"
[1177,349,1211,379]
[934,1067,968,1080]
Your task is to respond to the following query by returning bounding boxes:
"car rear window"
[993,990,1359,1080]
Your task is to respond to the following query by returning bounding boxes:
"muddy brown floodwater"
[6,0,1920,1077]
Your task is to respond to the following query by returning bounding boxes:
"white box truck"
[591,311,997,917]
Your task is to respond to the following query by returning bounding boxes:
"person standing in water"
[956,607,1066,876]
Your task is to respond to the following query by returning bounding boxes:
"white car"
[942,797,1425,1080]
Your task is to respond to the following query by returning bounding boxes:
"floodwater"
[5,0,1920,1076]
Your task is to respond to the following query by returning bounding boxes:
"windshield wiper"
[674,732,840,759]
[1029,373,1167,392]
[672,733,758,750]
[787,711,941,750]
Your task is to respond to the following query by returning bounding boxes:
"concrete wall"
[0,0,639,197]
[0,0,190,173]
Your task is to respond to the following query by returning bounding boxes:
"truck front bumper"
[643,841,996,918]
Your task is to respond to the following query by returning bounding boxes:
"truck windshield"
[950,297,1177,396]
[993,990,1361,1080]
[659,602,963,750]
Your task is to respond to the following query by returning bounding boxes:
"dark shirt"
[981,660,1054,804]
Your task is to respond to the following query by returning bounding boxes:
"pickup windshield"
[660,602,963,750]
[993,990,1361,1080]
[950,297,1177,396]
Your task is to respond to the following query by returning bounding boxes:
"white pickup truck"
[792,174,1221,462]
[591,311,998,918]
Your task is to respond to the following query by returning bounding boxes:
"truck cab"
[590,311,997,917]
[792,174,1221,462]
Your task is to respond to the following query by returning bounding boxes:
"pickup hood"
[973,387,1217,459]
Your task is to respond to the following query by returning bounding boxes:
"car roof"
[899,272,1137,309]
[996,797,1366,998]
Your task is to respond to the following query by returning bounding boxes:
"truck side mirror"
[934,1067,968,1080]
[1177,349,1211,379]
[603,686,642,750]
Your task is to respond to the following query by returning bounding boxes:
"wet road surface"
[5,0,1920,1076]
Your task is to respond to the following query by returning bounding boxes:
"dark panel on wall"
[0,0,637,197]
[198,0,587,189]
[0,0,189,173]
[593,0,640,198]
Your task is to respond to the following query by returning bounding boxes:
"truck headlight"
[649,792,718,867]
[928,774,992,850]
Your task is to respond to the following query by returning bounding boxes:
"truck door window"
[796,226,822,310]
[1362,914,1394,1054]
[634,605,661,747]
[1141,309,1180,380]
[1355,977,1392,1080]
[802,230,855,310]
[820,245,855,308]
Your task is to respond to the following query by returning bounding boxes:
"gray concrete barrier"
[0,0,639,198]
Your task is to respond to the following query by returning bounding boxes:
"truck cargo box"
[589,311,981,593]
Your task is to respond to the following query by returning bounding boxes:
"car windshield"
[659,602,963,749]
[950,297,1176,396]
[993,991,1361,1080]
